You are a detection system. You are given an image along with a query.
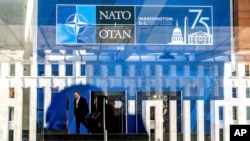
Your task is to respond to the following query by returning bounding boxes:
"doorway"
[136,91,182,141]
[90,91,126,133]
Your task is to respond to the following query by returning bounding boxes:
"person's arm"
[80,97,89,115]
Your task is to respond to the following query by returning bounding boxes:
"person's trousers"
[75,115,88,133]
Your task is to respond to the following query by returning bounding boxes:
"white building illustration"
[188,31,213,45]
[168,21,185,45]
[168,17,213,45]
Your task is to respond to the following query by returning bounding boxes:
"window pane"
[190,87,197,96]
[232,88,237,98]
[108,65,115,76]
[245,65,250,76]
[37,88,44,134]
[121,65,129,76]
[246,88,250,98]
[190,64,197,76]
[94,65,101,76]
[66,64,73,76]
[80,64,86,76]
[8,107,14,121]
[135,65,142,76]
[37,88,44,110]
[10,64,15,76]
[52,64,59,76]
[150,65,155,76]
[176,65,184,76]
[219,106,224,120]
[163,65,170,76]
[9,88,14,98]
[23,64,31,76]
[233,106,237,120]
[247,107,250,120]
[37,64,44,76]
[9,130,13,141]
[204,65,212,76]
[150,106,155,120]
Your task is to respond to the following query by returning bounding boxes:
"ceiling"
[0,0,29,62]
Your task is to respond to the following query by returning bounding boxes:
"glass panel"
[247,107,250,120]
[176,65,184,76]
[51,64,59,76]
[204,65,212,76]
[65,64,73,76]
[232,88,237,98]
[8,107,14,121]
[8,130,13,141]
[10,64,15,76]
[150,106,155,120]
[246,88,250,98]
[108,64,115,76]
[245,65,250,76]
[80,64,86,76]
[219,106,224,120]
[9,88,14,98]
[233,106,238,120]
[0,0,247,141]
[22,130,29,141]
[37,64,45,76]
[94,65,101,76]
[163,65,170,76]
[23,64,30,76]
[190,64,197,76]
[22,88,30,130]
[121,65,129,76]
[37,88,44,134]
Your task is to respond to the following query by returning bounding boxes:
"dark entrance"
[90,91,126,133]
[136,91,182,141]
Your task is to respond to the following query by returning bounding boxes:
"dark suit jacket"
[74,97,89,117]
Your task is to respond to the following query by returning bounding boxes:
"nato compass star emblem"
[56,5,96,44]
[65,13,87,37]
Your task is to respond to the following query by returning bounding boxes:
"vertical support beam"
[141,101,150,140]
[75,61,81,77]
[197,100,204,141]
[29,87,37,141]
[44,58,51,76]
[0,86,9,141]
[238,79,246,124]
[170,100,177,141]
[210,100,220,141]
[183,100,191,141]
[59,61,65,76]
[43,86,51,128]
[223,105,232,141]
[142,100,163,141]
[15,79,23,141]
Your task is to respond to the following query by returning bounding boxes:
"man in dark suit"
[74,91,89,133]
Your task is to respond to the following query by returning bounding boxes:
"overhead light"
[159,52,175,59]
[184,52,191,55]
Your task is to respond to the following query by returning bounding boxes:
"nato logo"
[56,5,96,44]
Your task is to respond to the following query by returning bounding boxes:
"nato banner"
[56,5,212,45]
[56,5,135,44]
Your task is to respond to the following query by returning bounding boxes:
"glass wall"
[1,0,250,141]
